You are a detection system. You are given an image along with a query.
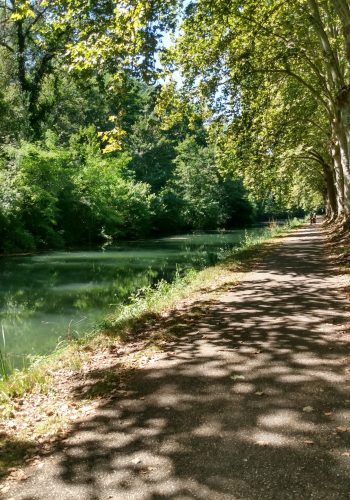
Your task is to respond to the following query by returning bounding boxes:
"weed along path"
[6,224,350,499]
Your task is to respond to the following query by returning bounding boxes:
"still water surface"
[0,229,263,365]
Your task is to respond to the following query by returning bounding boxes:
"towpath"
[7,225,350,499]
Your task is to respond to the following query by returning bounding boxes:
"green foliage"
[0,49,28,142]
[0,0,308,253]
[171,0,333,214]
[0,67,255,252]
[127,112,177,192]
[171,137,224,228]
[0,128,155,252]
[156,136,253,231]
[65,127,155,243]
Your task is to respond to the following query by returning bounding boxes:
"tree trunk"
[338,102,350,217]
[324,162,338,220]
[330,131,345,216]
[333,0,350,66]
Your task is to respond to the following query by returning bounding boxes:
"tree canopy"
[169,0,350,221]
[2,0,348,252]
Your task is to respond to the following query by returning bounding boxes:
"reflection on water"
[0,229,262,365]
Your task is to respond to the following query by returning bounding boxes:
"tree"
[157,136,252,231]
[0,0,179,136]
[172,0,350,223]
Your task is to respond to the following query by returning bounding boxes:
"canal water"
[0,228,263,366]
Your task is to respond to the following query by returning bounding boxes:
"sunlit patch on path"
[7,225,350,499]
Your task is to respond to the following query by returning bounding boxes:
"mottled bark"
[330,130,345,216]
[324,161,338,219]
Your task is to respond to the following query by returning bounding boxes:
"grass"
[0,217,302,407]
[0,349,9,382]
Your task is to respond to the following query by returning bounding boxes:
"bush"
[0,129,155,252]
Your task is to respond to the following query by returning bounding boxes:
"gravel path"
[6,225,350,500]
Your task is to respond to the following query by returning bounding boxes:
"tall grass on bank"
[101,267,198,333]
[0,325,10,381]
[0,218,302,404]
[240,218,300,250]
[0,348,9,381]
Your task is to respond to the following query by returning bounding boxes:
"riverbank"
[0,219,301,485]
[7,221,350,500]
[0,227,269,364]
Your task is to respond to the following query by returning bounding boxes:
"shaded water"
[0,229,263,366]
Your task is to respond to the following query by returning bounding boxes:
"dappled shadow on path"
[12,226,350,499]
[0,431,37,477]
